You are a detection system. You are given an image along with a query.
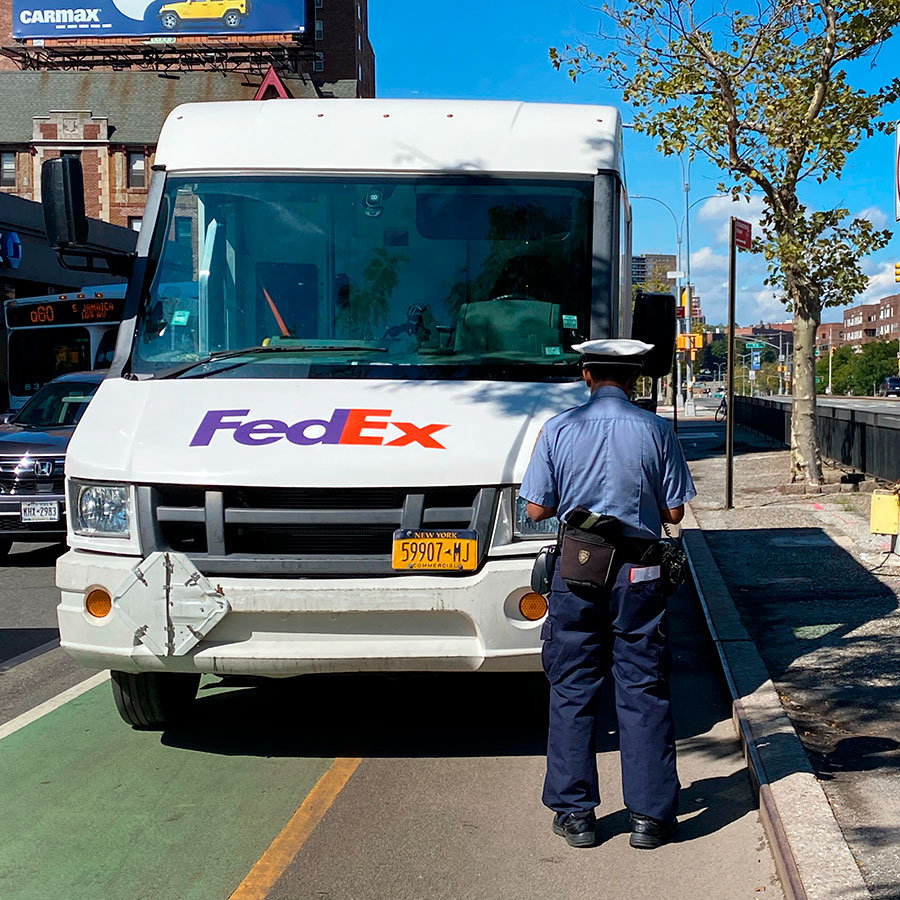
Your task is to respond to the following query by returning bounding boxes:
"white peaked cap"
[572,339,655,366]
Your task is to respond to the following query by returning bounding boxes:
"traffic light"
[895,262,900,283]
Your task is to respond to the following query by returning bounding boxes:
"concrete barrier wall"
[734,396,900,482]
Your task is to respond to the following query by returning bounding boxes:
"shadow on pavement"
[1,543,66,567]
[161,583,733,759]
[0,626,58,665]
[592,769,756,844]
[701,526,899,759]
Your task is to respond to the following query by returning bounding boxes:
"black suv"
[0,371,104,558]
[878,376,900,398]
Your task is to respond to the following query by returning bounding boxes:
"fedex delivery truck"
[41,100,672,727]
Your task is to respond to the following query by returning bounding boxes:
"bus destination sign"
[5,295,125,329]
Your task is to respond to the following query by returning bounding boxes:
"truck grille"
[138,484,497,578]
[0,455,66,496]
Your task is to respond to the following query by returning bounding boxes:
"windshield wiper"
[156,344,387,379]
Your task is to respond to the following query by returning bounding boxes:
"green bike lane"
[0,675,333,900]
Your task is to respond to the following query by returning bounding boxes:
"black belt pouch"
[559,520,619,591]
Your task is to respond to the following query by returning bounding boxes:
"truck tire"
[110,670,200,729]
[159,11,179,29]
[223,9,241,27]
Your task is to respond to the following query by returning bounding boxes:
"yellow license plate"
[391,530,478,571]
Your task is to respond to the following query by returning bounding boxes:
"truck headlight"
[514,490,559,538]
[71,481,131,537]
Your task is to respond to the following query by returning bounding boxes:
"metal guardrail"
[734,396,900,482]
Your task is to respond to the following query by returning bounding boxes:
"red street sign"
[734,219,752,250]
[675,306,685,318]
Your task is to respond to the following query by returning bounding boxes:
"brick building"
[0,0,374,228]
[816,322,844,356]
[842,302,880,347]
[631,254,676,290]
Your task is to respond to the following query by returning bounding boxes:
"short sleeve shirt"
[519,386,696,540]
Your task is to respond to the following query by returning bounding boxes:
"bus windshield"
[132,175,594,381]
[8,327,91,398]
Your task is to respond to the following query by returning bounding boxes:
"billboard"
[13,0,306,39]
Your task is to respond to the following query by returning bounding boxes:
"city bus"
[3,286,126,409]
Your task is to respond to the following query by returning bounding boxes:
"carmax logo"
[190,409,450,449]
[19,7,101,22]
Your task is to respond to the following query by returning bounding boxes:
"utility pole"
[778,332,784,396]
[725,217,737,509]
[827,334,834,395]
[682,155,695,417]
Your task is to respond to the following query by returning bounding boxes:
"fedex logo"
[190,409,449,450]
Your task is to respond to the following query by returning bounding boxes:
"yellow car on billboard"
[158,0,248,30]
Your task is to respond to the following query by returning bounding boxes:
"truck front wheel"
[110,670,201,728]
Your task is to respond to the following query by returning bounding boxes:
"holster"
[558,515,621,591]
[530,543,559,595]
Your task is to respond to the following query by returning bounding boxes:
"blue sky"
[369,0,900,327]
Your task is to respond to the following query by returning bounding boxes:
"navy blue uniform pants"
[541,561,679,822]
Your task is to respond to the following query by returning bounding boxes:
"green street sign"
[746,341,766,348]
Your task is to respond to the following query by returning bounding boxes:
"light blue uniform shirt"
[520,386,696,540]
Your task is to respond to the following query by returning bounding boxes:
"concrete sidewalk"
[680,417,900,900]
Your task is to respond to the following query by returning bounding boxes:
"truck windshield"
[132,176,594,381]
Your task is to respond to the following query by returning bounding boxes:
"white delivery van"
[41,100,661,727]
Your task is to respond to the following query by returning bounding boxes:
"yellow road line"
[229,757,362,900]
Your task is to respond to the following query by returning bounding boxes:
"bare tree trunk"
[790,309,823,484]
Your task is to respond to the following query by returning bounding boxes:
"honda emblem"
[34,461,53,477]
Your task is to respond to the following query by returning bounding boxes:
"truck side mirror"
[632,291,676,379]
[41,157,89,249]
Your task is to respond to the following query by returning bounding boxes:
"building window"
[128,216,142,233]
[358,2,361,19]
[314,52,324,72]
[127,151,146,189]
[0,152,15,187]
[315,0,322,6]
[61,150,81,160]
[358,33,362,51]
[315,19,323,40]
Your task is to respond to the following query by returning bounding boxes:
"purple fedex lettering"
[285,408,351,445]
[234,419,287,445]
[190,409,251,447]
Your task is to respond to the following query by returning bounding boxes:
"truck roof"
[154,99,624,178]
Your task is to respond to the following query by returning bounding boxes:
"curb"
[681,504,869,900]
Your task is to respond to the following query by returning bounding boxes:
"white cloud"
[853,206,889,229]
[697,195,766,243]
[690,246,728,273]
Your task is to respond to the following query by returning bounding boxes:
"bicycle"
[714,396,727,423]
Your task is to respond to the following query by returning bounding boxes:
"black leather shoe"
[629,812,677,849]
[552,810,598,848]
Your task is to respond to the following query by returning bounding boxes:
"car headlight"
[514,489,559,538]
[71,481,131,537]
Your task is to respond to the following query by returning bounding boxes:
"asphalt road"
[0,533,780,899]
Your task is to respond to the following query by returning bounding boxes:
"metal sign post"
[725,216,751,509]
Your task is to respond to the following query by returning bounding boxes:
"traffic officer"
[520,338,696,850]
